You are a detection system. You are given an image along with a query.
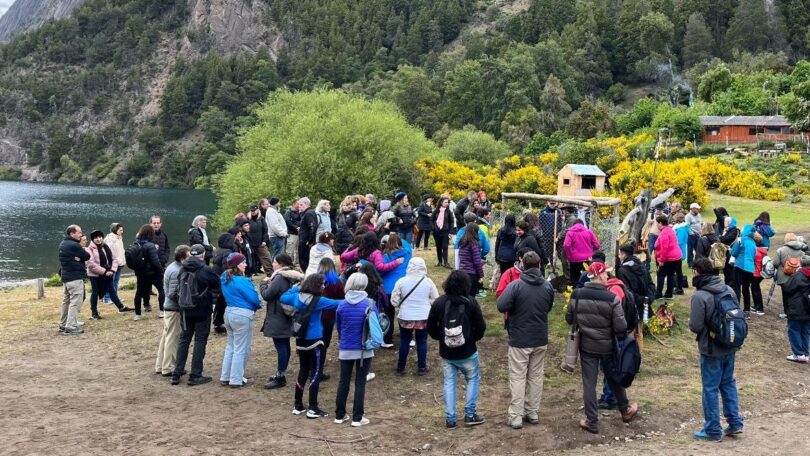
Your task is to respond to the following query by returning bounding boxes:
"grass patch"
[707,191,810,233]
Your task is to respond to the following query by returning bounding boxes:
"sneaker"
[396,367,406,375]
[292,404,306,415]
[779,313,788,320]
[621,403,639,423]
[170,376,180,386]
[464,414,485,426]
[351,417,370,427]
[674,288,685,295]
[103,299,112,305]
[91,314,102,320]
[334,415,350,424]
[597,400,618,410]
[523,415,539,425]
[58,325,65,333]
[76,320,84,326]
[693,430,722,441]
[144,305,153,312]
[410,340,416,348]
[446,420,457,429]
[220,380,230,386]
[133,315,143,321]
[229,377,255,388]
[417,367,429,376]
[187,376,212,386]
[753,310,765,316]
[159,311,165,318]
[381,343,394,348]
[723,425,744,436]
[579,419,598,434]
[264,376,287,389]
[509,419,523,430]
[306,407,328,419]
[118,306,134,313]
[744,311,751,319]
[786,354,810,363]
[61,327,83,335]
[214,325,227,334]
[366,372,376,382]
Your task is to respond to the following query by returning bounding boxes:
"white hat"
[690,203,701,209]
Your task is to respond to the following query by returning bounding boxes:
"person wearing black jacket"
[427,271,487,428]
[392,192,416,243]
[297,197,319,272]
[58,225,90,334]
[284,199,303,265]
[454,191,477,229]
[211,232,237,334]
[133,224,165,319]
[188,215,214,265]
[495,214,518,274]
[719,216,739,286]
[246,206,272,274]
[713,207,729,239]
[496,252,554,429]
[514,221,541,262]
[151,216,171,267]
[171,245,221,386]
[616,244,653,321]
[432,196,455,268]
[335,197,359,254]
[415,195,433,250]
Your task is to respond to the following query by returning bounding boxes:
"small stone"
[422,444,432,451]
[614,437,620,441]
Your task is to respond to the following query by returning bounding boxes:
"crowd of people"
[55,189,810,440]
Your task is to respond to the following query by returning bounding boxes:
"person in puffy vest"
[688,258,744,441]
[155,245,190,376]
[86,230,132,319]
[566,262,639,434]
[392,192,416,243]
[427,271,487,429]
[780,256,810,364]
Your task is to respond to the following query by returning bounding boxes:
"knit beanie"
[226,252,246,269]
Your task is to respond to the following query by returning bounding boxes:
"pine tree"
[682,12,715,68]
[725,0,786,54]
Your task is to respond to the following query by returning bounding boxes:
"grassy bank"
[707,191,810,233]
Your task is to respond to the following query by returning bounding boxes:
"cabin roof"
[700,115,791,127]
[560,164,606,177]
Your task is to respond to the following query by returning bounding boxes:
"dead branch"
[288,432,367,444]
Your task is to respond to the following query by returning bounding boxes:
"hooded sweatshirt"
[689,273,740,357]
[382,240,413,294]
[673,222,690,258]
[336,289,377,359]
[616,255,652,311]
[179,256,220,320]
[775,240,807,285]
[563,224,600,262]
[305,243,338,277]
[391,257,439,321]
[781,268,810,321]
[104,232,126,267]
[280,287,341,348]
[260,268,305,338]
[496,268,555,348]
[427,294,487,360]
[213,233,235,276]
[730,224,757,273]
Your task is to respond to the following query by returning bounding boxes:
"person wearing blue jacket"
[281,273,342,419]
[454,212,491,269]
[219,253,263,388]
[731,224,759,315]
[753,211,775,249]
[334,272,378,427]
[382,233,413,295]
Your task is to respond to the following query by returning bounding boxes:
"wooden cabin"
[557,164,606,197]
[700,115,801,145]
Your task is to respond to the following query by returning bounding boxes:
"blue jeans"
[687,234,699,267]
[103,269,122,303]
[442,355,480,423]
[269,237,285,262]
[646,234,658,271]
[787,320,810,356]
[273,337,291,376]
[599,338,625,404]
[398,325,428,370]
[700,353,743,438]
[400,228,414,244]
[221,308,255,385]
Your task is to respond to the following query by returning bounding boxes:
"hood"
[345,290,368,304]
[377,211,395,227]
[314,243,333,254]
[568,224,586,234]
[728,217,737,229]
[181,256,205,272]
[520,267,544,285]
[714,208,729,218]
[299,292,313,305]
[740,224,755,238]
[218,233,235,250]
[785,240,805,251]
[802,267,810,278]
[387,244,411,260]
[606,278,624,288]
[272,267,304,283]
[694,273,726,293]
[621,256,646,274]
[406,257,427,276]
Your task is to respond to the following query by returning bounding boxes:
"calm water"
[0,181,217,283]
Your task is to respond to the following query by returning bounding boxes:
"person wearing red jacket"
[654,215,683,299]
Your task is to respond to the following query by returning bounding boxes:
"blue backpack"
[362,302,384,351]
[708,291,748,350]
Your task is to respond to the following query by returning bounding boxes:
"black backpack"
[614,282,638,331]
[605,335,642,388]
[707,290,747,350]
[443,298,469,348]
[125,242,147,271]
[292,295,320,340]
[177,270,209,310]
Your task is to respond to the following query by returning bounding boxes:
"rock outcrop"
[0,0,85,43]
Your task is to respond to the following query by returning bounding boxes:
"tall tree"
[682,12,715,68]
[725,0,787,54]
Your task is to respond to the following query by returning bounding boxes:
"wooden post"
[37,278,45,299]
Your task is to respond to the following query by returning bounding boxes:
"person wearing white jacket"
[264,197,288,261]
[103,223,126,304]
[305,232,338,277]
[391,257,439,375]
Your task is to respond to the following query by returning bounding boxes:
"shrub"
[44,273,62,287]
[443,128,511,165]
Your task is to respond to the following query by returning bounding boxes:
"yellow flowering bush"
[539,152,559,167]
[607,160,709,212]
[782,153,802,164]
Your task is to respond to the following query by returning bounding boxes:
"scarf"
[437,207,446,230]
[97,244,113,270]
[200,227,209,246]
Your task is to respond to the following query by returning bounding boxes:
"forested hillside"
[0,0,808,188]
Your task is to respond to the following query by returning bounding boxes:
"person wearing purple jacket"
[458,223,485,296]
[333,273,378,427]
[563,219,601,284]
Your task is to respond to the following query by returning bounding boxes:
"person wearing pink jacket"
[339,231,404,275]
[654,215,683,299]
[86,230,133,319]
[564,220,601,284]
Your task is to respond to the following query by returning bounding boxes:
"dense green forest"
[0,0,808,188]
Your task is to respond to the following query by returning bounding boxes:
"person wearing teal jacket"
[220,253,263,388]
[280,274,342,419]
[453,213,491,269]
[731,224,760,315]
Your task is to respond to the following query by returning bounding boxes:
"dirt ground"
[1,249,810,455]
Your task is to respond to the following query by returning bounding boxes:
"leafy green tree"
[616,98,659,134]
[524,131,567,155]
[682,12,715,68]
[565,99,615,139]
[697,63,733,102]
[217,90,440,225]
[444,128,511,165]
[652,104,703,140]
[138,126,165,157]
[442,60,486,130]
[725,0,787,54]
[777,0,810,58]
[198,106,232,143]
[390,65,441,135]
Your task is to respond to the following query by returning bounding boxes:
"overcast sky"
[0,1,13,18]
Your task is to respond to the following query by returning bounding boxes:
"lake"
[0,181,217,283]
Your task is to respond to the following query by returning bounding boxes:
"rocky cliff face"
[0,0,85,43]
[184,0,283,57]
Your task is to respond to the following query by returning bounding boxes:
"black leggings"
[320,314,335,373]
[434,231,450,265]
[733,269,762,312]
[569,262,585,285]
[656,261,680,298]
[295,346,323,408]
[134,273,164,315]
[383,295,395,344]
[335,359,370,422]
[415,229,432,249]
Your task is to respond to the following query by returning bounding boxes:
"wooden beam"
[500,193,621,207]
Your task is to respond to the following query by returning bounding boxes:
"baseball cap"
[586,262,612,279]
[190,244,206,256]
[690,203,701,209]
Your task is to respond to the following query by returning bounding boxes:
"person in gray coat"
[155,245,191,376]
[496,251,554,429]
[566,262,638,434]
[773,233,808,309]
[260,253,304,389]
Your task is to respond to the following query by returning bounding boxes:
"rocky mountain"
[0,0,85,43]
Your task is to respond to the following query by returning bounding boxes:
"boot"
[263,375,287,389]
[621,403,639,423]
